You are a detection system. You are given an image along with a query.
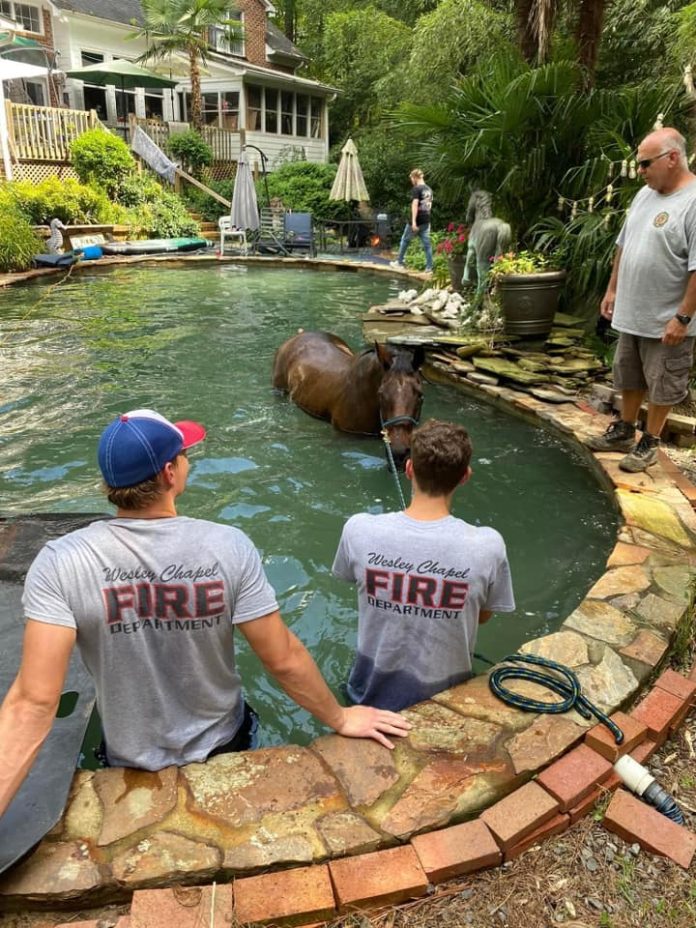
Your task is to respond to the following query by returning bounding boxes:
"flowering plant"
[488,250,557,278]
[435,222,469,258]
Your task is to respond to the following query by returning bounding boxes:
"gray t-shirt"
[332,511,515,710]
[22,517,278,769]
[613,181,696,338]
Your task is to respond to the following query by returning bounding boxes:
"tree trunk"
[515,0,538,63]
[576,0,606,84]
[189,47,202,130]
[284,0,296,43]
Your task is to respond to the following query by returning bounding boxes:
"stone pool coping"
[1,256,695,916]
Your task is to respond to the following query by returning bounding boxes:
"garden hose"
[488,652,625,743]
[613,754,685,824]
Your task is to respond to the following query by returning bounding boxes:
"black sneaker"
[619,433,659,472]
[586,419,635,453]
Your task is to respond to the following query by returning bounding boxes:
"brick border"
[2,259,695,924]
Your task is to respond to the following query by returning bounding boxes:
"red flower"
[447,222,455,232]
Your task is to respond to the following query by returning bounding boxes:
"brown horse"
[272,331,425,469]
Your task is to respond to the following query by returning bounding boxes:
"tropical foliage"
[0,204,42,273]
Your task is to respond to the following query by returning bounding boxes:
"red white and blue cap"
[98,408,206,488]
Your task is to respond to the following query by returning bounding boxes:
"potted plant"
[435,222,469,292]
[489,250,566,337]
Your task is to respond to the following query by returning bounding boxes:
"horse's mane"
[359,345,416,371]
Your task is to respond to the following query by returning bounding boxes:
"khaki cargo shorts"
[613,332,695,405]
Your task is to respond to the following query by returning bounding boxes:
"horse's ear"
[411,345,426,370]
[375,341,393,370]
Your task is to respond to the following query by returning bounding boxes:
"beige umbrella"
[330,137,370,202]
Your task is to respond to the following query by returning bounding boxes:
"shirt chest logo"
[653,211,669,228]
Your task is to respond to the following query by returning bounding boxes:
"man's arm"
[663,270,696,345]
[239,611,411,748]
[600,246,622,320]
[0,620,75,818]
[479,610,493,625]
[410,196,419,231]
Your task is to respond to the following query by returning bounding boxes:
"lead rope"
[380,412,421,511]
[381,426,407,510]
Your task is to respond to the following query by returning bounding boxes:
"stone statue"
[47,218,67,255]
[462,190,512,291]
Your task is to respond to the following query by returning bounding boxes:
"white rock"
[398,289,418,302]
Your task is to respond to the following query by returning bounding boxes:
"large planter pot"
[447,255,467,293]
[496,270,567,337]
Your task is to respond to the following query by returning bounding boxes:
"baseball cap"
[98,408,206,488]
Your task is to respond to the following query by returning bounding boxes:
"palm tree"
[134,0,241,129]
[515,0,607,81]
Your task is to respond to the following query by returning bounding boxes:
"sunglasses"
[637,151,672,170]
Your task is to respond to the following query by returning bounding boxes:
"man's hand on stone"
[335,706,412,749]
[663,317,689,345]
[600,291,615,320]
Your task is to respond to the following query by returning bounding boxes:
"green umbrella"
[65,58,177,130]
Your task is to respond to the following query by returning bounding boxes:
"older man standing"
[587,127,696,471]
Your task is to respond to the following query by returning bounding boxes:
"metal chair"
[218,216,248,254]
[250,207,290,255]
[283,212,316,256]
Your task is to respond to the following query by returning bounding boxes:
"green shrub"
[70,128,135,196]
[0,177,119,225]
[0,205,42,272]
[262,162,352,221]
[117,174,199,237]
[182,178,235,221]
[167,130,213,176]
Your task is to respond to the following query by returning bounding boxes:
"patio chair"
[283,212,316,257]
[218,216,248,255]
[250,207,290,255]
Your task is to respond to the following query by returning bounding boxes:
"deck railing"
[129,115,240,162]
[6,102,99,162]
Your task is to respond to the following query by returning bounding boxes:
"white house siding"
[49,13,331,167]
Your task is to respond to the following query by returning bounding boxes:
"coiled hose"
[488,653,624,742]
[490,653,686,824]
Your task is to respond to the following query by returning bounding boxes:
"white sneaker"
[389,260,405,270]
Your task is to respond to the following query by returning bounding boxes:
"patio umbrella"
[231,151,260,232]
[330,137,370,202]
[65,58,177,131]
[0,58,59,179]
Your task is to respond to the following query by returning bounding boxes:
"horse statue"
[272,331,425,470]
[47,218,67,255]
[462,190,512,291]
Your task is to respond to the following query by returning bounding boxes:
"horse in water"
[462,189,512,291]
[272,331,425,470]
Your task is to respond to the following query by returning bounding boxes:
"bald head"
[641,128,688,165]
[636,127,694,193]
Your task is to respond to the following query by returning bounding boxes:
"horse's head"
[466,189,493,225]
[375,343,425,471]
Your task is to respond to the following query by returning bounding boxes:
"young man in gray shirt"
[333,419,515,711]
[0,409,409,818]
[587,127,696,472]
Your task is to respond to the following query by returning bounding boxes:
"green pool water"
[0,264,617,747]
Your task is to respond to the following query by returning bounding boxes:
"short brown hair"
[410,419,472,496]
[410,168,424,180]
[103,452,185,509]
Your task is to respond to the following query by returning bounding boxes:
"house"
[1,0,336,168]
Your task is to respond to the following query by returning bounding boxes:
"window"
[296,94,308,137]
[281,91,293,136]
[246,84,261,131]
[210,13,244,57]
[115,89,137,124]
[0,1,41,33]
[24,79,44,105]
[81,50,104,66]
[144,87,164,121]
[310,97,322,139]
[221,91,239,131]
[264,87,278,133]
[202,92,219,125]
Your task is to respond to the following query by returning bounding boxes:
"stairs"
[187,211,220,242]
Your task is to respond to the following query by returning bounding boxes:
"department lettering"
[109,615,224,635]
[366,595,461,620]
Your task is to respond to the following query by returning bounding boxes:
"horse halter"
[379,394,424,431]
